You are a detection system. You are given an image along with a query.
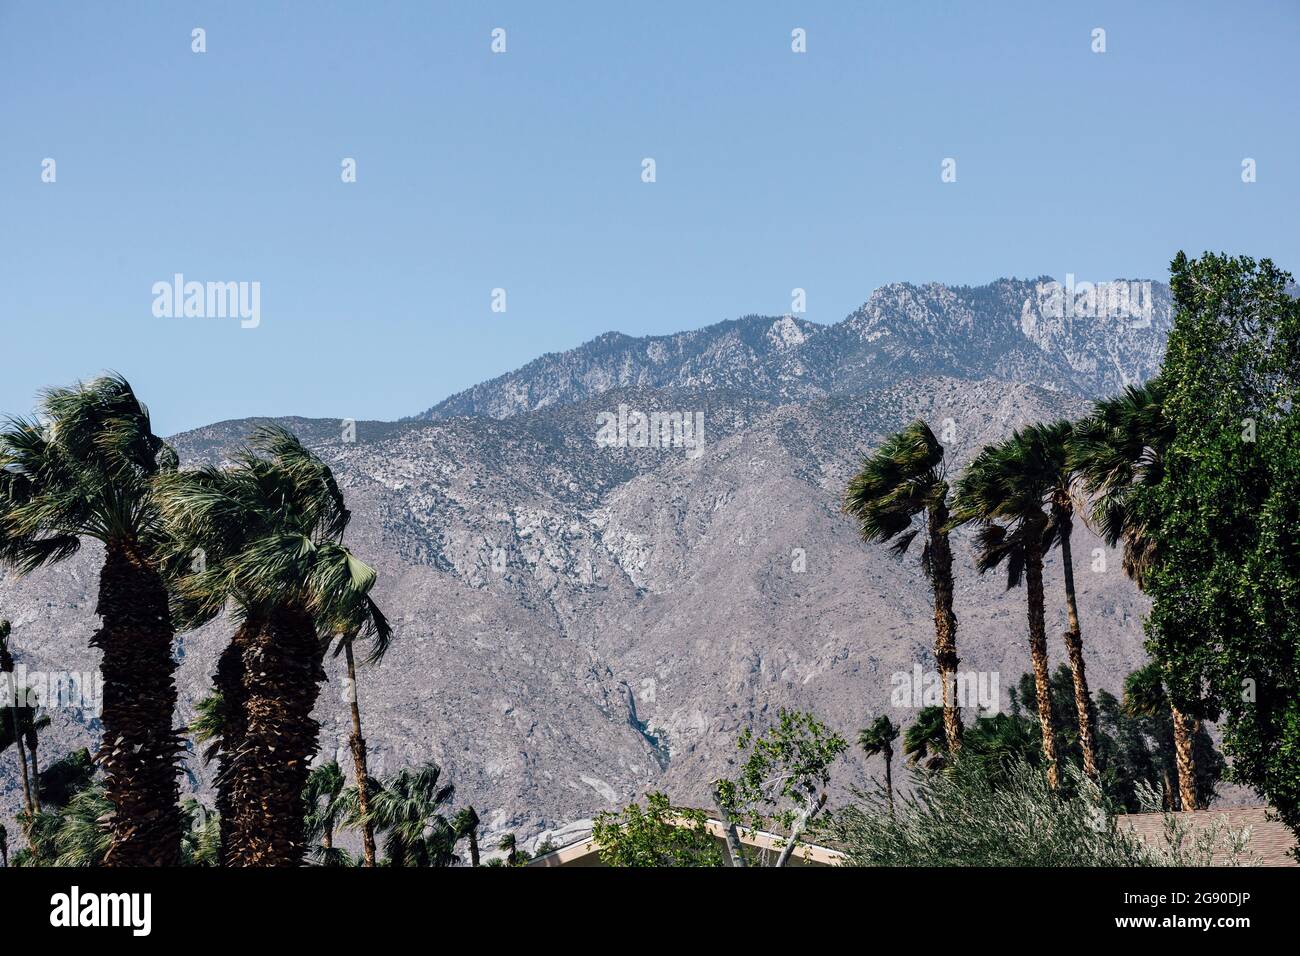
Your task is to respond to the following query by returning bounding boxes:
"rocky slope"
[1,278,1177,853]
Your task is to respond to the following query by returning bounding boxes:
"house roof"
[1121,807,1297,866]
[527,817,844,867]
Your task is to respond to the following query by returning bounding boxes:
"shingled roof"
[1122,807,1297,866]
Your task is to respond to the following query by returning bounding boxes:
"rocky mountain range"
[1,277,1185,855]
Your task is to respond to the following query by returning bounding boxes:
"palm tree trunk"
[468,828,480,867]
[226,603,324,867]
[1170,704,1199,810]
[884,748,894,818]
[1053,505,1099,780]
[929,501,963,754]
[211,624,253,866]
[10,728,33,816]
[1,644,35,816]
[343,640,377,867]
[26,729,41,812]
[1025,537,1059,788]
[94,539,182,867]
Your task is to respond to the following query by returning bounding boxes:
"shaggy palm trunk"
[226,603,324,867]
[467,827,480,866]
[212,622,255,865]
[343,641,377,867]
[928,500,962,754]
[1053,503,1099,780]
[94,539,182,867]
[1025,535,1059,789]
[1170,704,1199,810]
[0,831,7,867]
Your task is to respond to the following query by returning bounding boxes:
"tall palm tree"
[0,375,182,865]
[329,613,391,868]
[158,425,389,866]
[845,421,962,753]
[1071,379,1199,809]
[0,823,7,867]
[858,715,900,814]
[355,762,457,867]
[1025,420,1099,780]
[453,806,482,866]
[950,431,1062,787]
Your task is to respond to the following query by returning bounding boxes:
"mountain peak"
[415,277,1170,421]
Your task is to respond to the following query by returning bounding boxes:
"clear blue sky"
[1,1,1296,434]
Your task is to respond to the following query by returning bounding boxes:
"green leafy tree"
[0,376,182,865]
[592,792,723,867]
[1132,252,1300,847]
[714,709,848,867]
[845,422,963,753]
[857,715,900,814]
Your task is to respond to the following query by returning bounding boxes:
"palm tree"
[1072,380,1199,809]
[356,762,457,867]
[0,375,182,865]
[858,715,900,814]
[1123,664,1178,810]
[845,421,962,753]
[950,432,1062,786]
[497,832,520,867]
[51,784,114,866]
[180,797,221,866]
[453,806,482,866]
[304,760,347,858]
[902,706,948,771]
[1024,420,1099,780]
[0,823,8,867]
[329,613,391,868]
[158,425,389,866]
